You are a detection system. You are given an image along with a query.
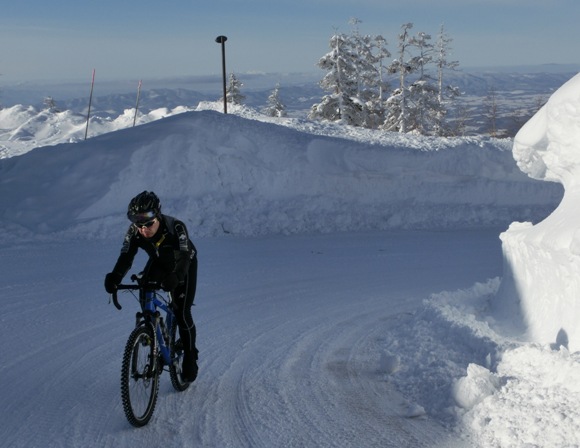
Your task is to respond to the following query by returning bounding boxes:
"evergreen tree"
[433,24,460,136]
[43,96,60,113]
[383,23,417,133]
[310,31,363,125]
[370,34,391,127]
[407,31,438,134]
[263,84,287,117]
[311,21,461,135]
[310,19,383,128]
[223,73,245,105]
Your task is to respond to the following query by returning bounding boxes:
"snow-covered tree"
[432,24,460,136]
[383,23,417,133]
[309,31,362,125]
[223,73,245,105]
[374,34,391,104]
[349,20,385,128]
[263,84,287,117]
[310,19,383,128]
[406,31,438,134]
[311,21,461,135]
[43,96,60,113]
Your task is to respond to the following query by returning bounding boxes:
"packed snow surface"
[0,85,577,447]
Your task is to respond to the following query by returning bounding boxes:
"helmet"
[127,191,161,223]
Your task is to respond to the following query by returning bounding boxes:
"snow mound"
[463,344,580,447]
[0,109,562,242]
[382,275,580,446]
[452,363,501,410]
[496,72,580,350]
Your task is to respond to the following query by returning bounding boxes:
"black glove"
[162,273,180,292]
[104,272,122,294]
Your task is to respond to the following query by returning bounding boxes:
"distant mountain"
[1,65,578,135]
[63,88,215,116]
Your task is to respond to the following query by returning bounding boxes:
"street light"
[215,35,228,114]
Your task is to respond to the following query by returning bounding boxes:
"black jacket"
[112,214,197,284]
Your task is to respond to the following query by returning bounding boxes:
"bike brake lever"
[112,290,123,310]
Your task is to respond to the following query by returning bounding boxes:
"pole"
[85,69,95,140]
[133,80,142,127]
[215,35,228,114]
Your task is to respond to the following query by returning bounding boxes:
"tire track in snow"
[195,293,463,447]
[273,306,459,447]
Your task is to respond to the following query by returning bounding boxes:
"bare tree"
[483,86,499,137]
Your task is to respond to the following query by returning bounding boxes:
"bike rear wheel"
[120,325,160,427]
[169,324,190,392]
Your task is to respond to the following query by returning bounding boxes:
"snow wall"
[496,72,580,351]
[0,110,562,242]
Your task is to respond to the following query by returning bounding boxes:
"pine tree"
[349,19,384,128]
[223,73,245,105]
[263,84,287,117]
[310,19,383,128]
[370,34,391,127]
[310,31,362,125]
[383,23,417,133]
[43,96,60,113]
[433,24,460,136]
[407,31,437,134]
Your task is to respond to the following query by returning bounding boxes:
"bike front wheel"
[120,325,160,427]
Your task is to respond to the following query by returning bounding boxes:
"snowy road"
[0,229,503,447]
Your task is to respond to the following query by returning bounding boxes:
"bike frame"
[139,290,175,366]
[113,280,176,368]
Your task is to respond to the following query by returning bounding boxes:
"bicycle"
[111,274,190,427]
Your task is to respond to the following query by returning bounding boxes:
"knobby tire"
[169,323,190,392]
[120,325,160,427]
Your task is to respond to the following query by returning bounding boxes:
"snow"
[0,74,578,447]
[498,72,580,351]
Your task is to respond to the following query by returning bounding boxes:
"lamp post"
[215,35,228,114]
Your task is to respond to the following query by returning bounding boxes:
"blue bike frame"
[113,281,177,368]
[139,290,175,366]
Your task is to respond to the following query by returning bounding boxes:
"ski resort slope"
[0,99,574,447]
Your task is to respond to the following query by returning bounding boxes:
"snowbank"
[496,72,580,350]
[0,110,561,242]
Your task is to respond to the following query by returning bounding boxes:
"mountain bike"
[112,274,190,427]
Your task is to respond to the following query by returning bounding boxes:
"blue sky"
[1,0,579,83]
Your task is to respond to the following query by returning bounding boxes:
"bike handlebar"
[111,275,163,310]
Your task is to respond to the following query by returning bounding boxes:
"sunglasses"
[135,218,157,229]
[129,210,156,224]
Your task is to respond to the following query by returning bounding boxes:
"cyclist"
[104,191,199,383]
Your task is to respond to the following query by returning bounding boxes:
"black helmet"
[127,191,161,223]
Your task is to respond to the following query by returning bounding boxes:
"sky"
[1,0,579,84]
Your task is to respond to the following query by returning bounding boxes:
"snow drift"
[497,72,580,351]
[0,109,562,242]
